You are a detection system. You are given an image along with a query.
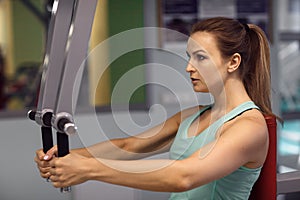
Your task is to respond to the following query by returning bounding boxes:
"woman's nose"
[186,61,196,73]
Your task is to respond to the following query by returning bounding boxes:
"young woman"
[35,17,275,199]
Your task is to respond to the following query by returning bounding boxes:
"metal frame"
[278,171,300,194]
[28,0,98,193]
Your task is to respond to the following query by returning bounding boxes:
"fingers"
[35,148,45,160]
[34,156,51,178]
[35,155,49,171]
[34,148,72,188]
[34,152,50,167]
[35,146,56,162]
[44,145,58,160]
[48,166,70,188]
[34,148,55,179]
[39,167,51,179]
[48,157,59,168]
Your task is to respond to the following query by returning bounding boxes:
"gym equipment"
[28,0,98,193]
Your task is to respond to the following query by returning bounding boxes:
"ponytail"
[244,24,273,116]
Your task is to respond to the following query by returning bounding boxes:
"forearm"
[73,137,170,160]
[70,139,141,160]
[86,158,190,192]
[71,147,93,157]
[71,117,179,160]
[70,139,126,159]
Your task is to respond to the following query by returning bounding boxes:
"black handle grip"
[56,131,71,192]
[57,132,69,157]
[41,126,54,153]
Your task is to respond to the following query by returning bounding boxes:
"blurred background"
[0,0,299,199]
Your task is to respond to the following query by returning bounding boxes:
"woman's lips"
[191,78,200,84]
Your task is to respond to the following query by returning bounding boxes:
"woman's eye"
[196,54,206,61]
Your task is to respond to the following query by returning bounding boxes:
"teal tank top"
[169,101,262,200]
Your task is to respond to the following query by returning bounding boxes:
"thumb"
[44,145,58,160]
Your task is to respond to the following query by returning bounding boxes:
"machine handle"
[41,126,54,154]
[57,131,71,192]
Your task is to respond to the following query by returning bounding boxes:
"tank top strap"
[212,101,259,131]
[186,105,213,125]
[223,101,259,122]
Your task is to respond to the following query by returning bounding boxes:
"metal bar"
[45,0,76,193]
[51,0,98,193]
[28,0,76,193]
[28,0,98,193]
[36,0,75,123]
[52,0,98,133]
[28,0,75,150]
[277,171,300,194]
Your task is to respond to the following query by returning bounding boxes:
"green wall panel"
[12,0,44,70]
[108,0,145,104]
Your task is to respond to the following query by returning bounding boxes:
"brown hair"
[191,17,274,117]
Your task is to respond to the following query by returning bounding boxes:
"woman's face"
[186,31,227,93]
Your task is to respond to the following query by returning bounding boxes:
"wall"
[11,0,44,72]
[107,0,146,105]
[0,116,71,200]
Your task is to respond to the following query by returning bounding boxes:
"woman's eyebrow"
[192,49,207,55]
[185,49,207,58]
[186,49,208,59]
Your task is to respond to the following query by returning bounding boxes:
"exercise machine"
[27,0,98,192]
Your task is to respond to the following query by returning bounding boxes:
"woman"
[35,17,275,199]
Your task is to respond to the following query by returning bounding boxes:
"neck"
[210,78,251,115]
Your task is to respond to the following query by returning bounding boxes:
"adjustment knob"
[64,123,78,135]
[27,110,36,121]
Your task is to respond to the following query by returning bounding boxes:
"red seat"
[249,115,277,200]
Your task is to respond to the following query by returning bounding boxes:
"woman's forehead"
[187,32,218,54]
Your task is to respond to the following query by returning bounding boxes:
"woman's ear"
[227,53,241,73]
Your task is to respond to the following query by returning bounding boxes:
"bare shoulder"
[222,108,268,150]
[226,109,267,135]
[217,109,269,167]
[237,109,267,133]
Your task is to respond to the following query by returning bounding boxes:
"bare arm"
[71,112,181,160]
[35,108,197,179]
[71,107,201,160]
[48,113,268,191]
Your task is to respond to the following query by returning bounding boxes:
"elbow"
[170,161,200,192]
[171,172,195,192]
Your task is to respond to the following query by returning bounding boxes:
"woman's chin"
[193,86,209,93]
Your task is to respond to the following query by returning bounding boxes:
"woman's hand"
[48,153,91,188]
[34,146,58,179]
